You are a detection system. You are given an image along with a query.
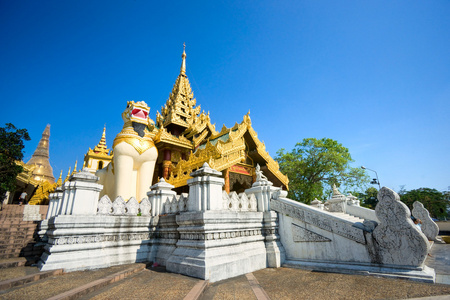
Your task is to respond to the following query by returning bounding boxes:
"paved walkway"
[0,242,449,300]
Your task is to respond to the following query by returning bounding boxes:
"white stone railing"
[97,196,152,216]
[222,191,257,212]
[164,193,189,214]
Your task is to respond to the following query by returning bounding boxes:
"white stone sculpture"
[97,101,158,202]
[255,163,268,181]
[326,184,347,212]
[372,187,429,267]
[412,201,439,241]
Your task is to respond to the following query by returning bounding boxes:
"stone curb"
[46,263,146,300]
[246,272,271,300]
[183,280,208,300]
[0,268,64,291]
[0,258,27,269]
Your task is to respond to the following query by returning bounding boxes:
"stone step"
[78,265,202,300]
[0,238,37,246]
[0,268,64,291]
[0,257,37,269]
[0,263,147,299]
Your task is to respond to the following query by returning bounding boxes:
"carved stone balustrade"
[97,195,153,216]
[222,191,257,212]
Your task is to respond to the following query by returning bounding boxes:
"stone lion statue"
[97,101,158,202]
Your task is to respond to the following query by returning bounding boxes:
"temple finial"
[72,160,78,175]
[180,43,186,75]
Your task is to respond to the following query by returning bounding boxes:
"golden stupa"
[27,124,55,184]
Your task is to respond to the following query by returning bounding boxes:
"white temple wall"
[278,214,370,263]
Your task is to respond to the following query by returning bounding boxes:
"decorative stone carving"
[178,193,188,212]
[248,194,257,211]
[412,201,439,241]
[113,196,127,215]
[291,223,331,242]
[98,195,113,215]
[126,197,139,215]
[139,198,151,215]
[222,191,257,212]
[372,187,429,267]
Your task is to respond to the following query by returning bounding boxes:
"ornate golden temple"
[15,46,288,205]
[144,46,288,193]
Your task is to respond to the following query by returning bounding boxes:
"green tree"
[0,123,31,199]
[275,138,369,204]
[400,188,449,219]
[360,187,378,209]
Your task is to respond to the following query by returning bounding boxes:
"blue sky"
[1,1,449,193]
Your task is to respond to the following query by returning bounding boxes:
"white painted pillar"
[187,163,224,211]
[58,168,103,215]
[147,178,176,216]
[245,179,278,212]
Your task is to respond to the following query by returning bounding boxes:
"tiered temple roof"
[152,46,289,191]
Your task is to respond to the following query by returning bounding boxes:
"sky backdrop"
[1,1,449,194]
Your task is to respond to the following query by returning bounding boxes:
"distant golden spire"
[27,124,55,184]
[56,170,63,186]
[64,167,71,182]
[71,161,78,175]
[93,126,110,155]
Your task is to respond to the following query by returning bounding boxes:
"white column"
[147,178,176,216]
[187,163,224,211]
[245,179,278,212]
[58,168,103,215]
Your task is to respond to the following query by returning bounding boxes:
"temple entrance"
[229,171,253,194]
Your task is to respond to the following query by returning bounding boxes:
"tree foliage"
[0,123,30,198]
[359,187,378,209]
[275,138,369,204]
[400,188,449,219]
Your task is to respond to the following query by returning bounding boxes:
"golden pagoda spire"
[160,45,201,130]
[27,124,55,183]
[56,170,63,186]
[180,42,186,75]
[71,160,78,175]
[64,167,71,182]
[93,126,110,155]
